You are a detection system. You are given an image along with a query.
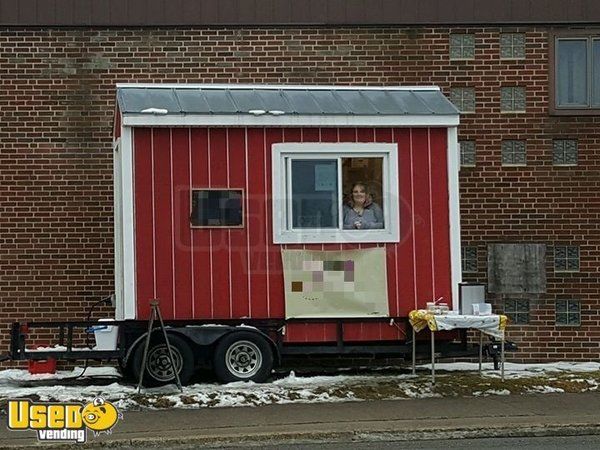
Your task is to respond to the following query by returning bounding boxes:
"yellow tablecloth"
[409,310,507,338]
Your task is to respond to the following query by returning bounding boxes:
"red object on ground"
[28,358,57,374]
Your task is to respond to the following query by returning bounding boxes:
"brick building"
[0,0,598,361]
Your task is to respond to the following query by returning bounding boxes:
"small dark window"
[554,245,580,272]
[450,87,476,113]
[500,87,526,112]
[500,33,525,59]
[501,140,526,166]
[504,299,530,324]
[459,141,476,167]
[553,139,578,165]
[556,299,581,326]
[190,189,243,228]
[450,34,475,60]
[462,246,478,273]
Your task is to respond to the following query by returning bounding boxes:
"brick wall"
[0,26,598,362]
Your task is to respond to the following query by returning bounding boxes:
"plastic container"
[28,358,57,375]
[91,319,119,351]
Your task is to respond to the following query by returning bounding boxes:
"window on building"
[501,140,526,166]
[500,87,526,112]
[500,33,525,59]
[272,143,399,244]
[554,245,580,272]
[450,34,475,60]
[553,36,600,112]
[459,141,476,167]
[190,189,244,228]
[504,299,530,324]
[450,87,475,113]
[553,139,578,165]
[556,299,581,326]
[462,246,478,273]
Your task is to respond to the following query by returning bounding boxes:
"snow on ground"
[0,362,598,410]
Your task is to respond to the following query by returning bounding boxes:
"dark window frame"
[549,29,600,116]
[459,140,476,167]
[190,188,245,229]
[462,246,478,273]
[500,33,526,60]
[552,139,578,166]
[554,245,580,272]
[555,299,581,327]
[504,298,530,325]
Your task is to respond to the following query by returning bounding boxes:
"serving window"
[190,189,244,228]
[273,143,399,244]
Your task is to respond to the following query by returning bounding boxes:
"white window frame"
[272,143,399,244]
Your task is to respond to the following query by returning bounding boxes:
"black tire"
[132,333,195,387]
[213,331,274,383]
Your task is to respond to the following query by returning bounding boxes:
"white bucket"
[92,319,119,351]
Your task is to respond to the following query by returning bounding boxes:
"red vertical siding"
[190,129,212,318]
[134,128,154,319]
[152,128,175,319]
[228,128,250,318]
[133,126,452,342]
[172,128,193,319]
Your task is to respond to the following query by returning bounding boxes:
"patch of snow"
[527,385,565,394]
[419,361,600,377]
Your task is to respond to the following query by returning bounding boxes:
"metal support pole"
[431,330,435,385]
[137,300,183,393]
[501,333,505,382]
[136,307,156,393]
[412,327,416,376]
[155,301,183,392]
[478,331,483,375]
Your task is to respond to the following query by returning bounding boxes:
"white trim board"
[117,83,444,92]
[447,126,463,311]
[122,114,460,128]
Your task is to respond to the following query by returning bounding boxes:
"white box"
[93,319,119,351]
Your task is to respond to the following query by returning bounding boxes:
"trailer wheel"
[132,334,195,387]
[213,331,273,383]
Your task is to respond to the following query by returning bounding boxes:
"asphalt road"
[217,435,600,449]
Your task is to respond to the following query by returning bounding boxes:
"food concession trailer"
[7,84,467,385]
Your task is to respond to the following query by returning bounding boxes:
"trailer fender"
[179,326,281,366]
[122,326,280,367]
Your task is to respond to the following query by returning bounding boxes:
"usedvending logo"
[7,397,122,443]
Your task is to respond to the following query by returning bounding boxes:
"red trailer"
[7,84,464,386]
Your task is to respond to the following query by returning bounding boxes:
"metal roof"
[2,0,600,26]
[116,85,459,117]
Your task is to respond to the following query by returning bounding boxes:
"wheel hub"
[225,340,263,378]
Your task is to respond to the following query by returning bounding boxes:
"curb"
[2,423,600,449]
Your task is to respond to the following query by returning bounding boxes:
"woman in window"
[343,182,384,230]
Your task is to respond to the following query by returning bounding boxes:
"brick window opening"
[500,33,525,59]
[554,245,580,272]
[504,299,530,324]
[462,246,478,273]
[500,87,526,112]
[459,141,476,167]
[450,87,475,113]
[501,140,526,166]
[554,36,600,111]
[450,34,475,60]
[556,299,581,326]
[553,139,578,165]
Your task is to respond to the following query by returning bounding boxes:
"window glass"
[291,160,338,229]
[342,158,384,230]
[557,39,588,106]
[273,143,399,244]
[190,189,243,227]
[593,39,600,106]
